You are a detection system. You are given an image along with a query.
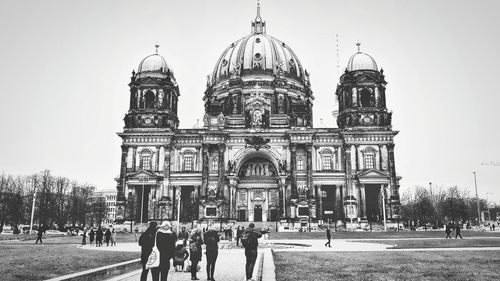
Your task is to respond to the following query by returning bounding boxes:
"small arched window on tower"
[289,59,297,76]
[144,90,156,109]
[362,147,377,170]
[360,88,374,108]
[140,149,153,170]
[182,150,195,171]
[297,156,304,171]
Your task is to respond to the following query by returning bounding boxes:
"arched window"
[297,156,304,171]
[211,156,218,172]
[182,150,195,171]
[319,149,334,171]
[360,88,374,108]
[362,147,377,169]
[139,149,153,170]
[144,90,155,109]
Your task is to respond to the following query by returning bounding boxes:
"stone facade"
[115,8,401,224]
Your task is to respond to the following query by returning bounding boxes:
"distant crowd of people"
[81,226,117,246]
[139,221,262,281]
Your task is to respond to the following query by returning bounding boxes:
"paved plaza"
[71,237,500,280]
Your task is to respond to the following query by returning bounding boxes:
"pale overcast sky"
[0,0,499,203]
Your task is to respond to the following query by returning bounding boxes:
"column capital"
[218,143,226,152]
[290,143,297,152]
[305,143,313,151]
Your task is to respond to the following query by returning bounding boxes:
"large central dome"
[203,4,313,129]
[210,29,306,86]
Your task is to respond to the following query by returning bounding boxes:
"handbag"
[145,232,160,269]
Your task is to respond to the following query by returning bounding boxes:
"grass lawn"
[269,230,500,240]
[358,238,500,249]
[0,236,139,281]
[274,251,500,281]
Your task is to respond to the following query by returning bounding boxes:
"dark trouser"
[245,248,258,280]
[82,237,86,245]
[191,260,199,278]
[445,232,451,239]
[325,238,331,247]
[152,260,170,281]
[35,237,42,244]
[140,262,150,281]
[205,250,218,279]
[456,233,463,239]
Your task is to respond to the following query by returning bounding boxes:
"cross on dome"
[155,43,160,54]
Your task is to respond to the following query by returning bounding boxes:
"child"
[173,240,189,272]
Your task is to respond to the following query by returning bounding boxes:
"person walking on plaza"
[189,225,203,280]
[242,223,262,281]
[35,227,44,244]
[111,228,117,246]
[445,223,452,239]
[325,228,331,247]
[236,226,242,247]
[203,225,220,281]
[105,228,112,246]
[139,221,158,281]
[89,228,95,246]
[152,221,177,281]
[81,228,87,245]
[96,227,103,247]
[455,224,463,239]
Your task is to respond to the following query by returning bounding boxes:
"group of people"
[139,221,262,281]
[82,226,117,246]
[444,223,463,239]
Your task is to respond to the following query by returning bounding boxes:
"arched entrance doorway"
[236,156,280,222]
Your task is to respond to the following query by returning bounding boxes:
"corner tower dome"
[346,43,378,72]
[136,44,176,81]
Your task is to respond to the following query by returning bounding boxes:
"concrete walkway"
[105,248,260,281]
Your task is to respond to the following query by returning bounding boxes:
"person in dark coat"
[139,221,157,281]
[89,228,95,246]
[455,224,463,239]
[152,221,177,281]
[203,225,220,281]
[173,240,189,272]
[236,226,242,247]
[242,223,262,281]
[325,228,331,247]
[105,228,112,246]
[35,227,44,244]
[445,223,452,239]
[96,227,103,247]
[81,228,87,245]
[189,226,203,280]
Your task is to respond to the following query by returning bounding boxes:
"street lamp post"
[29,179,37,235]
[473,172,481,224]
[381,187,387,231]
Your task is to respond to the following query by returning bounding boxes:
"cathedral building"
[114,6,401,226]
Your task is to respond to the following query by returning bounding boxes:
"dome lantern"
[251,1,266,34]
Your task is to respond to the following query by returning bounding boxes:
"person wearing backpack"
[138,221,157,281]
[203,225,220,281]
[241,223,262,281]
[188,226,203,280]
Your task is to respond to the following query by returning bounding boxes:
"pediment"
[127,170,161,180]
[356,169,389,178]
